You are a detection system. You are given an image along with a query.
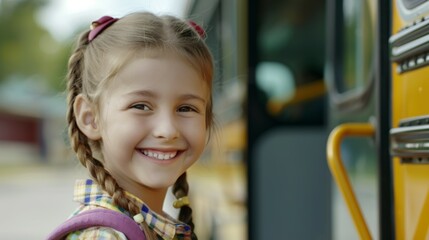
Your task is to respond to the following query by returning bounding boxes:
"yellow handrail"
[327,123,375,240]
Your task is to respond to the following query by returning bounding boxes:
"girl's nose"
[152,113,180,140]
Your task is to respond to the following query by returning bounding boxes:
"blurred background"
[0,0,379,239]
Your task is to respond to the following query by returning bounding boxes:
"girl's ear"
[74,94,101,140]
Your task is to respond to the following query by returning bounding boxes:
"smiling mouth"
[140,149,178,160]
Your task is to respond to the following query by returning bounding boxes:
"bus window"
[326,0,376,111]
[254,0,326,124]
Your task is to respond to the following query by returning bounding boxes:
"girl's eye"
[178,105,197,113]
[131,104,151,111]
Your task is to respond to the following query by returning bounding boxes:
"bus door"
[248,0,331,239]
[325,0,381,239]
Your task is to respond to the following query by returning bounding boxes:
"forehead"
[104,51,209,100]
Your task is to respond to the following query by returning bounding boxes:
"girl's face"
[97,52,209,197]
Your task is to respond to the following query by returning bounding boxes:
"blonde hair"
[67,12,213,240]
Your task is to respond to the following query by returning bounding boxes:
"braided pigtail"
[67,31,92,168]
[66,31,158,240]
[173,172,198,240]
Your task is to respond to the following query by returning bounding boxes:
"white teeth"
[141,150,177,160]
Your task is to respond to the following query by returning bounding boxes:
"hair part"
[67,12,213,239]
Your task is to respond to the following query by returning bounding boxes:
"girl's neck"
[105,169,168,214]
[134,186,168,213]
[117,180,166,213]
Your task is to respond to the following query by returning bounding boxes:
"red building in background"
[0,111,41,146]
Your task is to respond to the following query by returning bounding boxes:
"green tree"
[0,0,68,91]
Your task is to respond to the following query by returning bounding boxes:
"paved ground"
[0,163,88,239]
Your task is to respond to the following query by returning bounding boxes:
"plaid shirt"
[66,179,191,240]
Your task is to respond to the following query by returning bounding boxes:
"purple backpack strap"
[47,209,146,240]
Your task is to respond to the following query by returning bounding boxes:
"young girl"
[56,12,213,240]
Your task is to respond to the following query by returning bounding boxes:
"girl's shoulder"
[64,206,129,240]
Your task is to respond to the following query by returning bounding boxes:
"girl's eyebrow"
[179,94,207,104]
[125,90,157,98]
[125,90,206,104]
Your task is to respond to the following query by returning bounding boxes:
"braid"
[67,31,91,169]
[67,31,158,239]
[173,172,198,240]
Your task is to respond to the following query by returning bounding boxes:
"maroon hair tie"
[189,21,206,38]
[88,16,119,42]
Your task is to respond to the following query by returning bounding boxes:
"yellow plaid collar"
[73,179,191,240]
